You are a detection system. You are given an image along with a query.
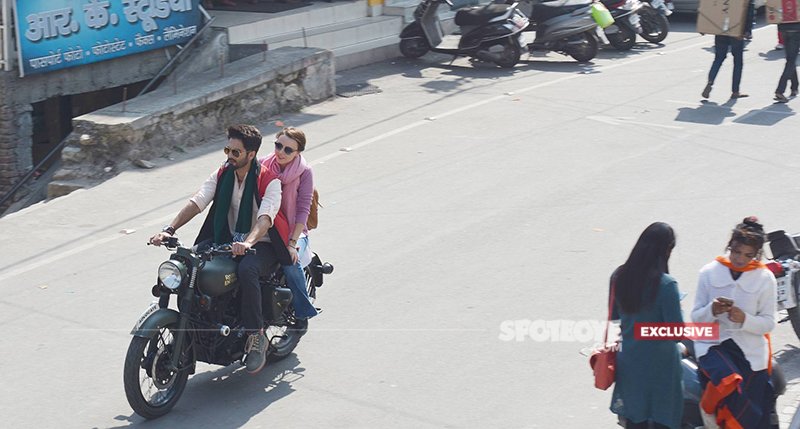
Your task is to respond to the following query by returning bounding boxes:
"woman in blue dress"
[610,222,684,429]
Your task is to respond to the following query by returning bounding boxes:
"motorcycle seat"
[454,3,510,26]
[531,0,591,23]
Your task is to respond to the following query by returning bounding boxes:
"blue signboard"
[13,0,202,77]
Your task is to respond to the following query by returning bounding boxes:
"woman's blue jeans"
[282,236,318,319]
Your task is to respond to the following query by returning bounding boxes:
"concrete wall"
[48,47,335,198]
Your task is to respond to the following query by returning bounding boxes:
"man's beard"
[229,157,249,169]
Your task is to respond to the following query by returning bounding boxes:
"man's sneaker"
[776,43,784,50]
[244,331,268,374]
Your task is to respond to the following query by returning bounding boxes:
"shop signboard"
[13,0,201,77]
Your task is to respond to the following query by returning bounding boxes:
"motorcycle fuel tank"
[197,256,239,297]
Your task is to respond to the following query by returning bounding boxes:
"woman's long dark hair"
[615,222,676,314]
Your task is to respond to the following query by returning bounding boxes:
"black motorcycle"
[123,237,333,419]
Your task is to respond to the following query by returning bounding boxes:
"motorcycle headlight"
[158,261,186,290]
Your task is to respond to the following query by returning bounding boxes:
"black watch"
[161,225,176,235]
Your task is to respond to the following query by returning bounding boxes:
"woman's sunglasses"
[223,147,246,158]
[274,141,297,155]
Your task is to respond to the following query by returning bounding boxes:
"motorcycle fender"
[131,308,180,337]
[400,22,425,39]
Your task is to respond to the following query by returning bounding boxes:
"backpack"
[307,188,320,230]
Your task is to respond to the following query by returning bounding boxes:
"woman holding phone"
[691,216,777,429]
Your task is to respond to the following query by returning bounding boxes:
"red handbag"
[590,280,618,390]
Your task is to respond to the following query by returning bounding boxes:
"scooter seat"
[531,0,591,23]
[454,4,510,26]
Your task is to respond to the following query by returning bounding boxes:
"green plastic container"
[591,3,615,29]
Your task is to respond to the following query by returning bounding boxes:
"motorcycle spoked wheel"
[305,265,318,302]
[124,323,191,419]
[266,308,309,362]
[399,37,431,59]
[608,25,636,51]
[639,6,669,44]
[566,31,598,63]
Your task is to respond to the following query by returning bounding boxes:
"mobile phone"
[717,297,734,306]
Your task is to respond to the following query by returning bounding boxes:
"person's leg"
[705,36,730,97]
[777,31,798,96]
[787,32,800,95]
[281,237,318,319]
[745,0,755,39]
[238,242,275,373]
[731,38,745,96]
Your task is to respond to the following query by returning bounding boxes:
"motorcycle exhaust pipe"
[217,324,231,336]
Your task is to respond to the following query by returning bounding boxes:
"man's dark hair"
[227,124,262,153]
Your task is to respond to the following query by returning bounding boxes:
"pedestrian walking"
[701,12,755,100]
[774,22,800,103]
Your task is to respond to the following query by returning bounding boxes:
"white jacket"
[691,260,777,371]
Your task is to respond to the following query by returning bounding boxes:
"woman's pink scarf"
[261,153,307,229]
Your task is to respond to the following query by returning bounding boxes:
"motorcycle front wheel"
[399,38,430,59]
[567,31,598,63]
[639,6,669,44]
[123,324,191,419]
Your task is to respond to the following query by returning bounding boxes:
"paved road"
[3,12,800,429]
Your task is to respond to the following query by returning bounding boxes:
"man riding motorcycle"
[149,123,289,375]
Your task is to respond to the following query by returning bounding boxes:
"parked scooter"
[398,0,530,68]
[600,0,644,50]
[510,0,605,63]
[639,0,670,44]
[765,229,800,341]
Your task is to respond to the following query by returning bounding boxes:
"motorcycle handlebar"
[147,238,256,256]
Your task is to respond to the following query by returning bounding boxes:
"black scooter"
[600,0,643,50]
[399,0,530,68]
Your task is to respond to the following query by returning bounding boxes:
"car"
[670,0,765,13]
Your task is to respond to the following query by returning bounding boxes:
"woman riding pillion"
[261,127,318,321]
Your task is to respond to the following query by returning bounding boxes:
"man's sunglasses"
[223,147,247,158]
[274,141,297,155]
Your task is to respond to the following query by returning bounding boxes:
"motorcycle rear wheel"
[400,38,430,59]
[267,310,309,362]
[639,6,669,44]
[492,38,521,69]
[567,31,598,63]
[787,307,800,340]
[124,324,190,419]
[608,25,636,51]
